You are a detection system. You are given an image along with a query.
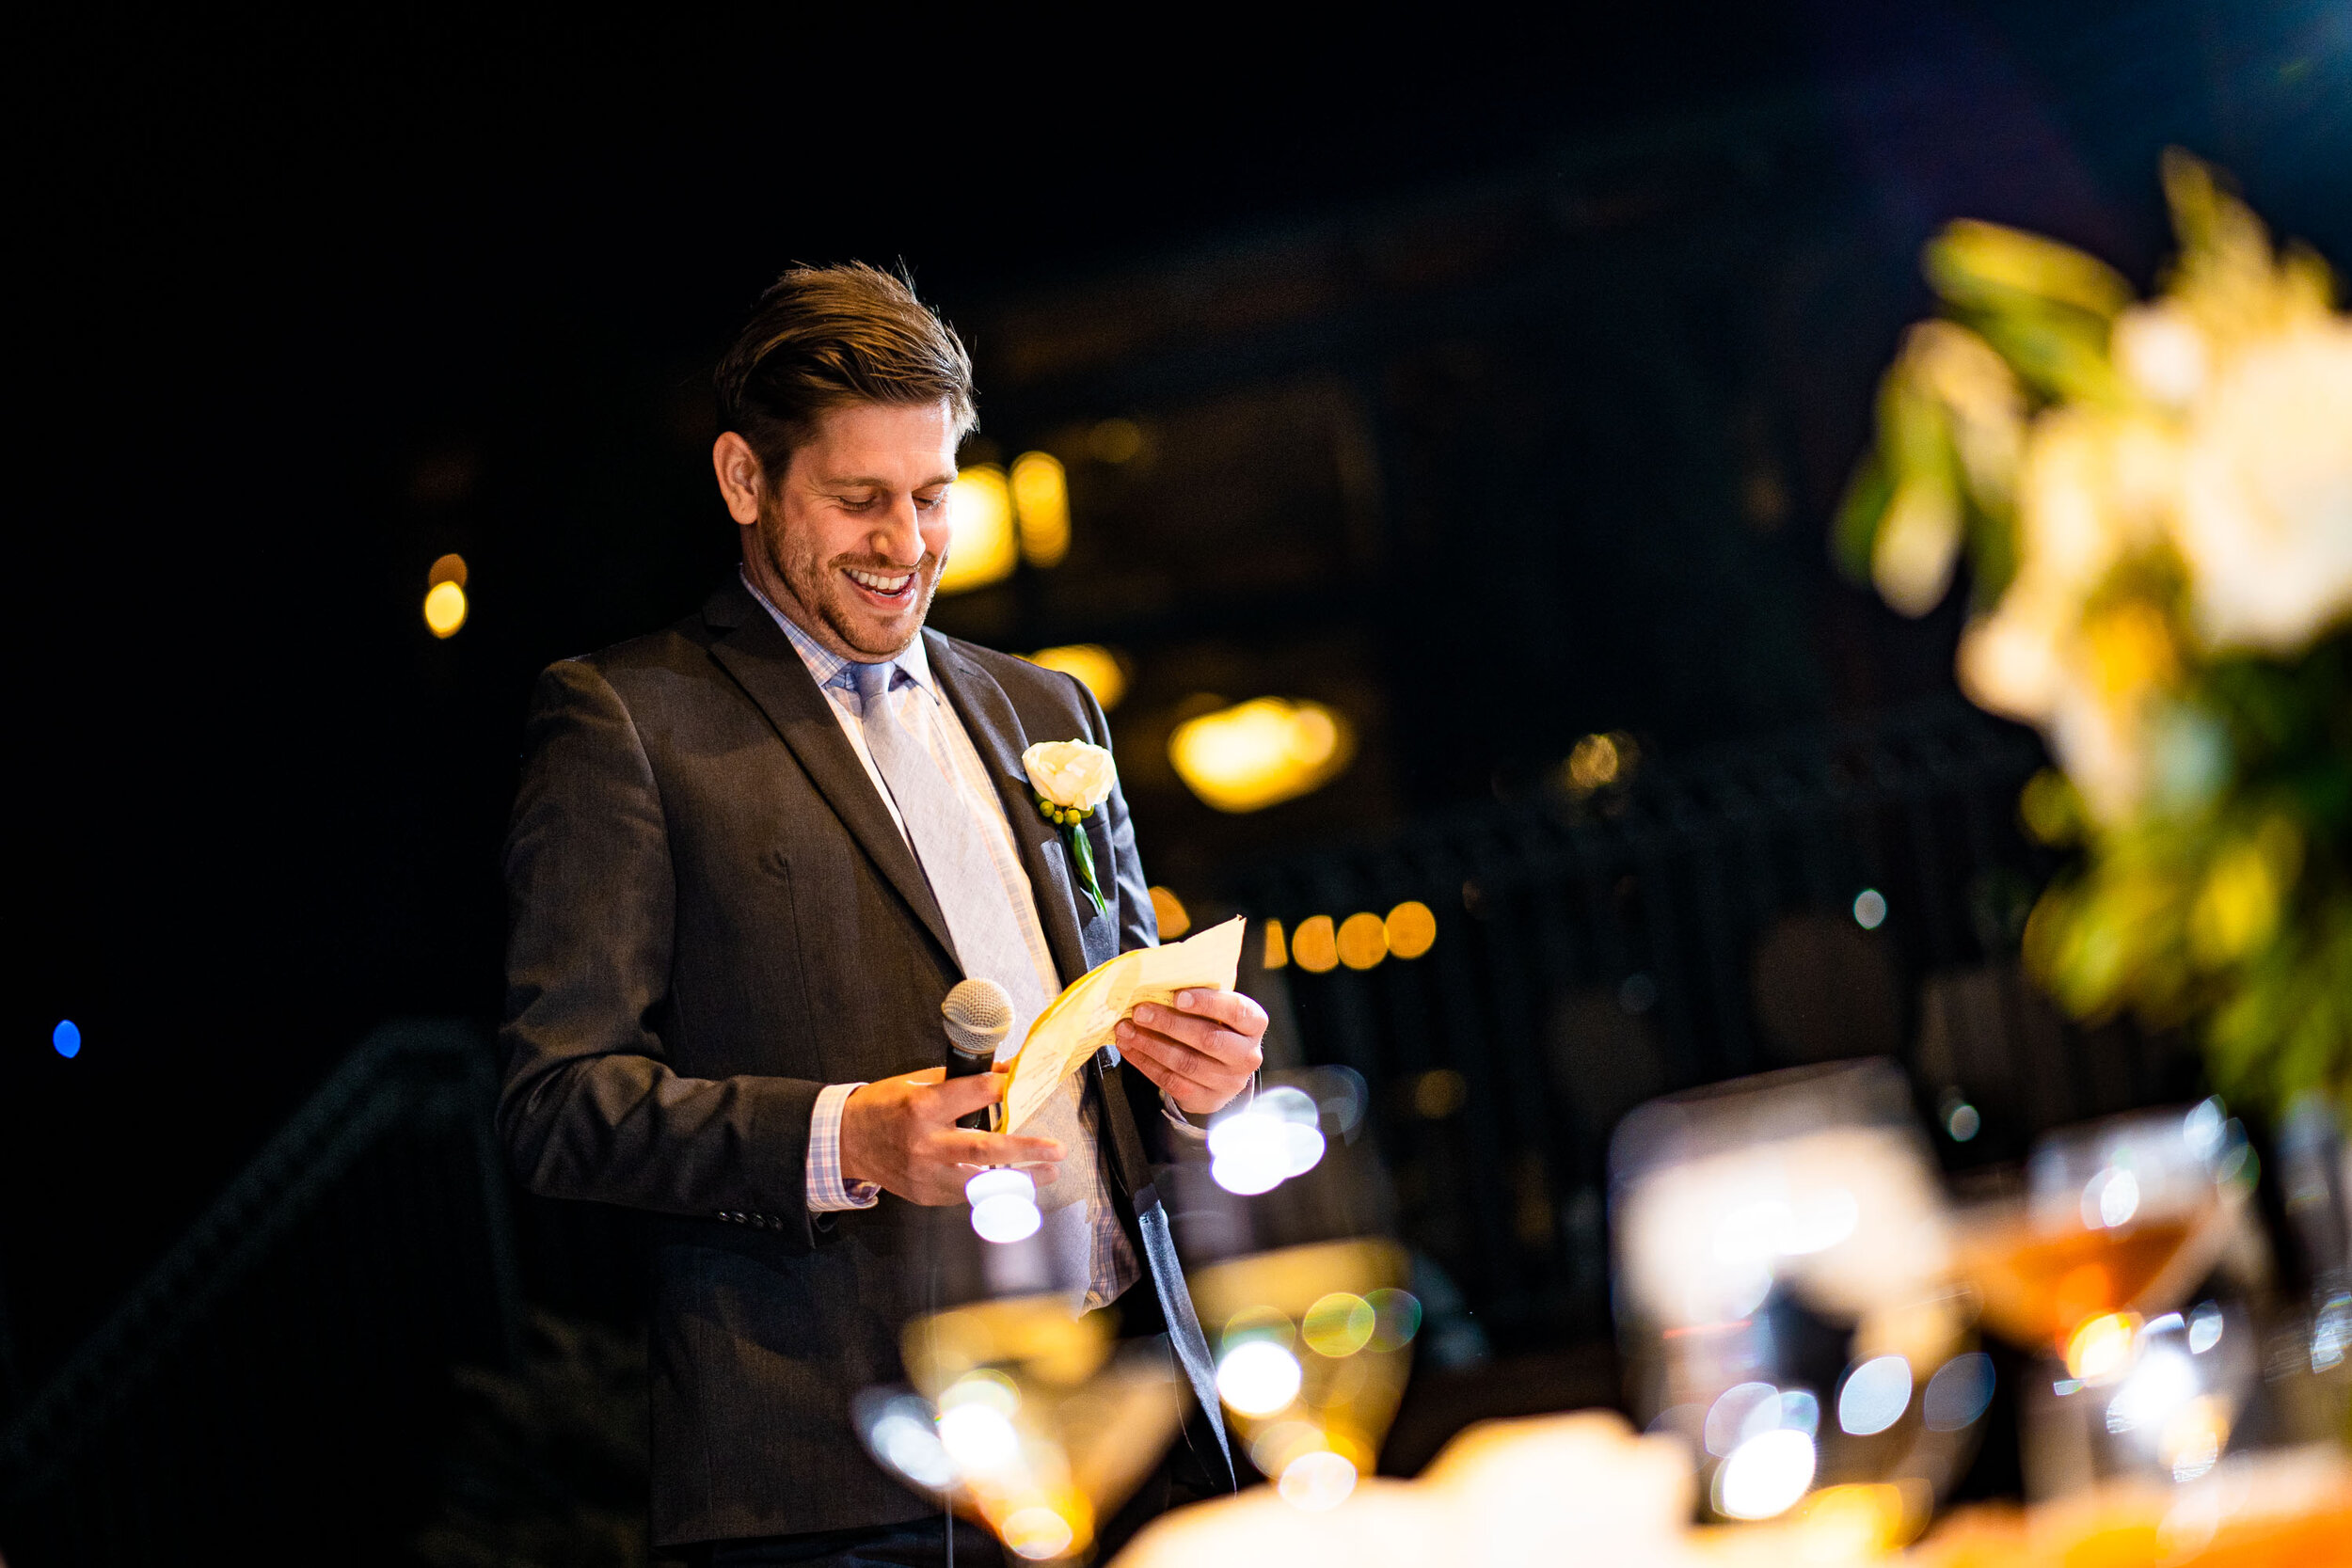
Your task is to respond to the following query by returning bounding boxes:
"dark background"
[8,0,2350,1423]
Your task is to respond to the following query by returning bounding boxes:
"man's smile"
[842,563,918,603]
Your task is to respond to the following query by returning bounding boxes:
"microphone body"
[940,978,1014,1132]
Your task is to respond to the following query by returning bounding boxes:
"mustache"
[831,553,935,575]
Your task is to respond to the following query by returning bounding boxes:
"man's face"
[744,400,961,661]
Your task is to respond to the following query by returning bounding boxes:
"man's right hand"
[838,1067,1065,1205]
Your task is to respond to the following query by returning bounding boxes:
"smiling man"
[499,263,1265,1566]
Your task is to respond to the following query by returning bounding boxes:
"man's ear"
[712,432,767,527]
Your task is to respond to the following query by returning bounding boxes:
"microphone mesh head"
[941,978,1015,1058]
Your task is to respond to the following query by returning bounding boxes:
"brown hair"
[713,262,977,483]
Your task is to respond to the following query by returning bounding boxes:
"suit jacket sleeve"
[498,658,822,1238]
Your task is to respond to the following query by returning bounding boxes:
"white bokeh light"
[936,1402,1020,1477]
[1208,1085,1327,1195]
[1278,1449,1359,1511]
[1216,1339,1304,1416]
[1716,1428,1817,1519]
[1837,1355,1914,1436]
[966,1167,1041,1243]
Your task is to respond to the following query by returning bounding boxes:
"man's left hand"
[1114,988,1268,1117]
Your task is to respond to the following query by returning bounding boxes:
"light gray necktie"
[850,659,1051,1027]
[849,660,1096,1250]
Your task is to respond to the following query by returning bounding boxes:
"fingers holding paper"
[1114,988,1267,1117]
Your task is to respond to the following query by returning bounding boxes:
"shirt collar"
[739,566,935,697]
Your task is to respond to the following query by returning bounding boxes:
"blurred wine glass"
[1610,1059,1982,1533]
[1952,1100,2249,1366]
[1166,1067,1421,1512]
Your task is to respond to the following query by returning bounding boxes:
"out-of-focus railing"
[0,1022,527,1566]
[1225,699,2201,1349]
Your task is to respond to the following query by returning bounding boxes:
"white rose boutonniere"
[1022,739,1116,917]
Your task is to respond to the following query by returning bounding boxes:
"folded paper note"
[1000,915,1248,1134]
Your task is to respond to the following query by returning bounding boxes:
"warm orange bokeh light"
[423,580,468,638]
[1149,886,1191,939]
[1336,912,1387,970]
[1291,915,1339,974]
[1385,901,1437,958]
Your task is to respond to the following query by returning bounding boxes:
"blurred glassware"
[2022,1296,2265,1499]
[2278,1093,2352,1398]
[1164,1069,1415,1509]
[856,1292,1184,1562]
[1186,1238,1418,1512]
[1952,1101,2251,1370]
[1611,1059,1980,1528]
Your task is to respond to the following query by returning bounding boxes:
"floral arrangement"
[1024,739,1118,917]
[1838,152,2351,1118]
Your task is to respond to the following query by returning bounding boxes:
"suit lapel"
[703,586,959,965]
[925,632,1110,987]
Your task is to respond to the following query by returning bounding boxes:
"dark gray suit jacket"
[499,578,1181,1546]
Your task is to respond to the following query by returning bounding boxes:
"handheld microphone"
[941,978,1014,1132]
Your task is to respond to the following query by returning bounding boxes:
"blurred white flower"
[2113,302,2209,409]
[1957,584,2068,723]
[2014,408,2177,597]
[2172,321,2352,653]
[1022,739,1118,812]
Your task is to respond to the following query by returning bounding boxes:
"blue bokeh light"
[54,1020,82,1058]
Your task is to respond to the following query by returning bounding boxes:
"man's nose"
[869,496,925,563]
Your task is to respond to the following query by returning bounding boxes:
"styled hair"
[713,262,977,483]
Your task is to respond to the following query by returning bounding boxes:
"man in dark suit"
[498,263,1266,1565]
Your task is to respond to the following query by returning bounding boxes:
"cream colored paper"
[999,916,1248,1134]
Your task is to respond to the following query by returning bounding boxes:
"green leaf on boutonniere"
[1036,792,1109,918]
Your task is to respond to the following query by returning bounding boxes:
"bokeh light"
[1564,731,1640,794]
[1208,1085,1326,1196]
[1263,919,1289,969]
[1836,1355,1913,1436]
[1148,885,1191,939]
[966,1167,1041,1243]
[1168,698,1355,813]
[1000,1505,1076,1561]
[1411,1069,1466,1119]
[53,1020,81,1058]
[1025,643,1127,710]
[1365,1289,1422,1352]
[1384,900,1437,958]
[1291,915,1339,974]
[1301,1293,1375,1357]
[2082,1165,2140,1228]
[423,579,468,638]
[1276,1449,1357,1511]
[1335,912,1387,970]
[938,1387,1023,1477]
[1009,451,1071,568]
[1852,888,1888,928]
[869,1396,955,1489]
[1715,1427,1817,1519]
[939,465,1018,594]
[1087,418,1144,465]
[2064,1311,2140,1383]
[427,552,468,589]
[1216,1339,1303,1417]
